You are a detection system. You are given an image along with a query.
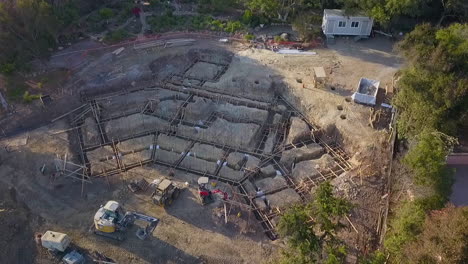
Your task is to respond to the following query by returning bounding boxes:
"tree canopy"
[277,182,352,263]
[404,206,468,264]
[394,23,468,138]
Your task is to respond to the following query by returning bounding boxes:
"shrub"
[277,182,352,263]
[360,250,387,264]
[104,29,129,43]
[210,19,225,31]
[404,130,456,195]
[242,10,253,25]
[0,63,16,75]
[99,8,114,20]
[22,91,41,103]
[384,201,426,262]
[274,35,283,42]
[244,33,255,41]
[225,21,243,33]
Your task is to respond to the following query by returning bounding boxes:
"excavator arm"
[119,212,160,240]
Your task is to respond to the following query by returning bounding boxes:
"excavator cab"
[92,200,159,241]
[94,201,124,233]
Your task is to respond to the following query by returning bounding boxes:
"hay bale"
[280,143,324,168]
[273,113,282,124]
[154,100,183,119]
[226,152,246,169]
[118,135,154,152]
[255,176,287,192]
[245,155,261,171]
[105,114,170,140]
[217,103,268,123]
[291,154,336,182]
[177,119,260,150]
[254,198,268,211]
[191,143,224,162]
[286,117,310,144]
[219,166,245,181]
[180,156,217,174]
[243,180,257,196]
[260,165,277,178]
[154,149,182,164]
[183,96,216,123]
[263,133,276,154]
[186,62,221,80]
[266,188,301,209]
[157,134,191,153]
[121,150,152,165]
[99,90,159,119]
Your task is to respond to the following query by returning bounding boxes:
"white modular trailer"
[322,9,373,37]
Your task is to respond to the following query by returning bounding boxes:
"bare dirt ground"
[0,35,400,263]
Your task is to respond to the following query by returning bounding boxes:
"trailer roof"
[324,9,369,18]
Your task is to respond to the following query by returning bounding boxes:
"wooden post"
[224,202,228,224]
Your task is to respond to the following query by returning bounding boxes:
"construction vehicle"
[92,200,159,241]
[197,177,228,205]
[151,179,181,207]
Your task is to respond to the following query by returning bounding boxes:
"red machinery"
[197,177,228,205]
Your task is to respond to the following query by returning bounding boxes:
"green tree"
[394,24,468,137]
[0,0,59,64]
[404,130,456,187]
[99,8,114,20]
[277,182,352,263]
[384,201,426,262]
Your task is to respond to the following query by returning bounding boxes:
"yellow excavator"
[92,200,159,241]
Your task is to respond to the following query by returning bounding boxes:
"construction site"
[0,34,400,263]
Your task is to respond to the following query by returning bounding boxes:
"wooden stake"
[346,215,359,234]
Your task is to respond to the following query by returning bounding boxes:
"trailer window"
[338,21,346,27]
[351,21,359,28]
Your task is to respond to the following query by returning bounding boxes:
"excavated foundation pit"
[72,48,353,240]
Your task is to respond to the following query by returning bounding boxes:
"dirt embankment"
[0,185,38,263]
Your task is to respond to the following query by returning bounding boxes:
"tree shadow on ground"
[165,188,268,243]
[328,36,402,68]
